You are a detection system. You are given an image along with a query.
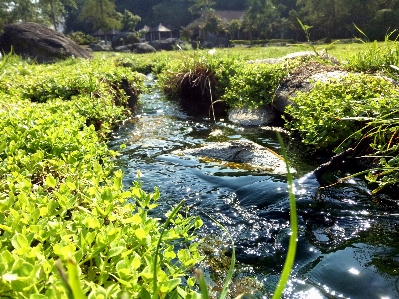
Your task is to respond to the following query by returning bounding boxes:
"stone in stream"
[172,140,294,175]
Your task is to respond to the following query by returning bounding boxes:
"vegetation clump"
[0,54,204,298]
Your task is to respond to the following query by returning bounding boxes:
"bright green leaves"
[0,56,203,298]
[221,62,288,109]
[45,174,57,188]
[285,73,399,152]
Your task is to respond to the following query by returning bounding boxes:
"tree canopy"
[0,0,398,41]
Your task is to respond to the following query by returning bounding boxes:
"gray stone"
[272,62,349,114]
[172,140,294,174]
[88,43,111,51]
[228,106,278,126]
[129,43,157,53]
[149,38,181,51]
[114,45,131,52]
[0,22,92,63]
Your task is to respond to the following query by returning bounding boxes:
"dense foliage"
[0,55,204,298]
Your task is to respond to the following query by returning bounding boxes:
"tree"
[227,19,242,40]
[188,0,215,15]
[296,0,350,42]
[38,0,76,31]
[243,0,279,40]
[152,0,193,29]
[78,0,121,31]
[120,9,141,32]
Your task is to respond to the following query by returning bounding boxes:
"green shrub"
[220,62,287,108]
[285,73,399,152]
[68,31,99,45]
[0,55,204,298]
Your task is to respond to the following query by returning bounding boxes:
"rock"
[0,22,92,63]
[228,105,279,126]
[129,43,157,53]
[88,43,111,51]
[111,32,139,49]
[247,50,339,65]
[172,140,294,174]
[273,62,350,114]
[149,38,182,51]
[114,45,131,52]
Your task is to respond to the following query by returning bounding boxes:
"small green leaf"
[45,174,57,188]
[11,233,30,249]
[134,228,146,240]
[108,246,124,258]
[127,257,139,272]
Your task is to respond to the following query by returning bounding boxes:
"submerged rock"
[172,140,294,174]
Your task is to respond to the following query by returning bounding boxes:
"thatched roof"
[215,10,245,23]
[149,23,172,32]
[140,25,151,32]
[107,29,119,35]
[92,29,105,36]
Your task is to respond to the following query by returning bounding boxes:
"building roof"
[140,25,151,32]
[106,29,120,35]
[92,29,105,36]
[215,10,245,23]
[149,23,172,32]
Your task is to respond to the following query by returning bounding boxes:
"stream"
[108,80,399,299]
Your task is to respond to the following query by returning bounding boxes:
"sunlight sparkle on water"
[348,268,360,275]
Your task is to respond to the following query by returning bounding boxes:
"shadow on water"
[109,84,399,299]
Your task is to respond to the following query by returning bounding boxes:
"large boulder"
[272,62,349,114]
[88,42,112,51]
[172,140,293,175]
[149,38,181,51]
[0,22,92,63]
[129,43,157,53]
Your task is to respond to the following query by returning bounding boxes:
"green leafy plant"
[0,56,204,298]
[285,74,399,152]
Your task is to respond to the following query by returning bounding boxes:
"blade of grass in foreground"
[272,133,298,299]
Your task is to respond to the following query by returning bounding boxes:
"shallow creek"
[109,81,399,299]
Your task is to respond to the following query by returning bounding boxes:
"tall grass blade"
[195,269,210,299]
[272,133,298,299]
[353,23,368,42]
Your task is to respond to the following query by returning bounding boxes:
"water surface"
[109,85,399,299]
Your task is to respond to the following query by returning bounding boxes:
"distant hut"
[149,24,172,41]
[139,25,151,41]
[92,29,106,41]
[106,29,120,41]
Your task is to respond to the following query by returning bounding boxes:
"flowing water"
[109,80,399,299]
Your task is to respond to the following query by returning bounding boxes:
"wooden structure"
[148,23,172,41]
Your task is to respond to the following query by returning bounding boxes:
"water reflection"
[109,89,399,298]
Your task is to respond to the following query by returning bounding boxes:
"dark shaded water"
[109,83,399,298]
